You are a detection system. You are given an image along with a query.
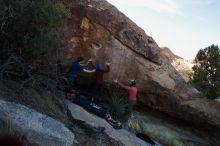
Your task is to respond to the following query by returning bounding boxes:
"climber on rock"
[66,57,95,88]
[114,79,138,106]
[91,62,111,100]
[82,60,111,100]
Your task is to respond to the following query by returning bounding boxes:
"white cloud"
[191,0,214,5]
[196,15,205,21]
[107,0,183,15]
[144,0,181,14]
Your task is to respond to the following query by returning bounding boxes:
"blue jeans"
[67,75,76,88]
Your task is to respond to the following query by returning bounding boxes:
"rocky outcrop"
[0,100,76,146]
[161,47,181,61]
[58,0,220,130]
[61,0,161,65]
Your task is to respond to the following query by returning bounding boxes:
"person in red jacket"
[95,63,110,85]
[114,79,137,106]
[89,62,110,100]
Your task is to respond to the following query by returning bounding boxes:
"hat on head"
[129,79,136,86]
[97,63,103,70]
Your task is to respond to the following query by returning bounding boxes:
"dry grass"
[126,115,212,146]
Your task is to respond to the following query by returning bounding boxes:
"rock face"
[59,0,220,130]
[0,100,76,146]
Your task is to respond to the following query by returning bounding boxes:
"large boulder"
[0,100,76,146]
[58,0,220,129]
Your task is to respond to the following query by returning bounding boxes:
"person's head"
[129,80,136,87]
[97,63,103,70]
[76,56,84,62]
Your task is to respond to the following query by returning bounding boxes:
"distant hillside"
[161,47,194,82]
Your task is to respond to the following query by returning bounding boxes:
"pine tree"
[192,44,220,99]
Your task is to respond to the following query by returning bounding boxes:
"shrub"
[0,0,69,81]
[0,0,69,57]
[107,87,132,122]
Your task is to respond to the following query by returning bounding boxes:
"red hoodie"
[95,65,110,85]
[117,82,137,101]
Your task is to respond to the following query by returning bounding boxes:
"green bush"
[107,87,132,122]
[191,44,220,99]
[0,0,69,56]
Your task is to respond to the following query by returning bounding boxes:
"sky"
[106,0,220,59]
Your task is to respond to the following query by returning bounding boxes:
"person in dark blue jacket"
[68,57,84,77]
[67,57,94,87]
